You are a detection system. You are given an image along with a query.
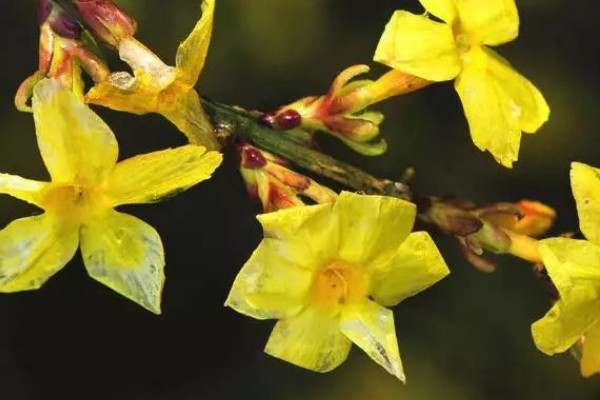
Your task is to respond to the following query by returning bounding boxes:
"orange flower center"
[311,260,367,309]
[42,184,108,225]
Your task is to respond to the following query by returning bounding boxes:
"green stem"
[201,97,410,199]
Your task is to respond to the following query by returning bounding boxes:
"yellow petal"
[571,162,600,245]
[371,232,449,307]
[581,323,600,377]
[340,300,405,382]
[532,298,600,356]
[374,11,460,82]
[257,202,339,268]
[32,79,118,184]
[104,145,222,206]
[0,214,78,292]
[456,0,519,46]
[538,238,600,300]
[335,192,416,267]
[532,238,600,355]
[225,238,313,320]
[162,89,221,150]
[419,0,457,23]
[265,307,352,372]
[175,0,215,87]
[455,48,549,167]
[0,173,49,208]
[80,210,165,314]
[85,72,161,115]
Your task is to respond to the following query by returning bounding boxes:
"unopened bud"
[38,0,82,39]
[75,0,137,47]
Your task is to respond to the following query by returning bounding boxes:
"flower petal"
[104,144,222,206]
[0,214,78,292]
[225,239,313,320]
[162,89,221,150]
[32,79,118,184]
[571,162,600,245]
[175,0,215,87]
[456,0,519,46]
[340,300,405,382]
[581,323,600,377]
[538,238,600,300]
[0,173,49,208]
[532,297,600,356]
[257,202,339,269]
[374,11,460,82]
[419,0,457,23]
[85,72,161,115]
[80,210,165,314]
[335,192,416,267]
[265,307,351,372]
[371,232,449,307]
[455,48,548,167]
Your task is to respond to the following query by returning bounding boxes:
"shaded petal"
[455,48,548,167]
[374,11,460,82]
[340,300,405,381]
[0,173,49,208]
[32,79,119,184]
[80,210,165,314]
[257,202,339,269]
[532,296,600,356]
[104,145,222,206]
[0,214,78,292]
[175,0,215,86]
[371,232,449,307]
[335,192,416,267]
[538,238,600,300]
[265,307,351,372]
[225,239,313,320]
[456,0,519,46]
[581,323,600,377]
[419,0,457,23]
[571,162,600,245]
[162,89,221,150]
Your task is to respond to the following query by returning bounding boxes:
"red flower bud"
[76,0,136,47]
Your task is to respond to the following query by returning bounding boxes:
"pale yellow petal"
[374,11,460,81]
[85,72,161,115]
[32,79,118,184]
[532,297,600,356]
[104,145,222,206]
[538,238,600,300]
[80,210,165,314]
[265,307,351,372]
[225,239,313,320]
[455,0,519,46]
[581,323,600,377]
[371,232,450,307]
[455,49,521,167]
[571,162,600,245]
[0,173,49,208]
[340,300,405,382]
[176,0,215,86]
[419,0,457,23]
[162,89,221,150]
[335,192,416,267]
[257,202,339,269]
[0,214,78,292]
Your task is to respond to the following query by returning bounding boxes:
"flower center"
[311,260,367,308]
[42,184,108,224]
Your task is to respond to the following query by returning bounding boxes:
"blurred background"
[1,0,600,399]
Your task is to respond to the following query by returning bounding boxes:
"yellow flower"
[85,0,219,150]
[0,79,222,313]
[374,0,550,167]
[225,192,449,380]
[532,162,600,377]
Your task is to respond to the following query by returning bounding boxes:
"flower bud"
[38,0,82,39]
[75,0,137,47]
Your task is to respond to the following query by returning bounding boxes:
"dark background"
[1,1,600,399]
